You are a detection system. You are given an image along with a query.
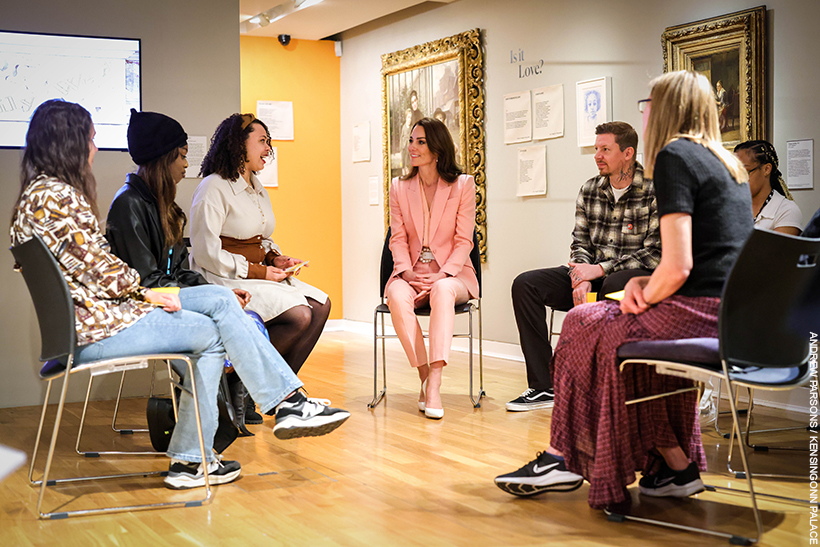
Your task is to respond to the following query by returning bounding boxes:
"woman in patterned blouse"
[11,100,349,490]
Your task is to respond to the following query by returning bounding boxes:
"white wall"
[0,0,241,408]
[340,0,820,343]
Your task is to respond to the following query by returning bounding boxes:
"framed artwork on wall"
[381,28,487,261]
[576,77,611,148]
[662,6,766,149]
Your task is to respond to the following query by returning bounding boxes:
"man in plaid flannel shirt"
[507,122,661,412]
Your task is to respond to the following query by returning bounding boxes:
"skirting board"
[325,319,809,414]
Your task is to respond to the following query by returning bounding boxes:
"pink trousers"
[386,274,469,368]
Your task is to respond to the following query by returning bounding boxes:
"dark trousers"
[510,266,651,390]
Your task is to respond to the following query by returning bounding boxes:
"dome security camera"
[278,34,291,46]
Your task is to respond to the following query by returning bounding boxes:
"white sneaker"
[273,391,350,440]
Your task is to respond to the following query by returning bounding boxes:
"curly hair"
[16,99,98,219]
[199,114,270,180]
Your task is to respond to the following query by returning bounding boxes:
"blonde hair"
[643,70,747,184]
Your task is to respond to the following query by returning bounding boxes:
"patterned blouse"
[10,176,155,346]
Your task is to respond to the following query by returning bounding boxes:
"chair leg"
[28,379,53,485]
[74,374,95,455]
[167,360,179,421]
[605,370,764,545]
[478,302,485,402]
[714,379,750,439]
[36,362,73,518]
[469,302,485,408]
[741,386,811,453]
[368,310,387,408]
[111,369,130,432]
[76,367,165,457]
[34,356,213,519]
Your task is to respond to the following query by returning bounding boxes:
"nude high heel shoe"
[418,379,427,412]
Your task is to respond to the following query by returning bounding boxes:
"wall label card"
[352,122,371,162]
[185,136,207,178]
[532,84,563,140]
[517,145,547,197]
[786,139,813,190]
[257,100,294,141]
[504,91,532,144]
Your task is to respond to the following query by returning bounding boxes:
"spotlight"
[258,14,270,27]
[278,34,291,46]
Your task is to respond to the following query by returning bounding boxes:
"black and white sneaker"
[273,391,350,440]
[494,451,584,496]
[164,458,242,490]
[639,460,704,498]
[506,388,554,411]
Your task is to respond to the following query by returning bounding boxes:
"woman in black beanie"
[106,109,264,430]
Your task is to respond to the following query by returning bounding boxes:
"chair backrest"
[470,230,482,298]
[719,229,820,368]
[10,234,76,362]
[378,226,482,299]
[379,227,394,298]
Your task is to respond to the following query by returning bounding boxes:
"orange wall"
[240,37,342,318]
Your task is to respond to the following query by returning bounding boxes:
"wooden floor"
[0,331,813,546]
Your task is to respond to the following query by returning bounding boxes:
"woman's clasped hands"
[401,269,447,292]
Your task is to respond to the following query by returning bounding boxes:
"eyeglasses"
[637,98,651,113]
[746,164,762,175]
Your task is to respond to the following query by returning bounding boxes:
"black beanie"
[127,108,188,165]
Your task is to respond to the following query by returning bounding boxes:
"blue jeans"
[75,285,302,462]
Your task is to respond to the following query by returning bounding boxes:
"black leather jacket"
[106,173,208,288]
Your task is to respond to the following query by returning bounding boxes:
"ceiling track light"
[247,0,324,30]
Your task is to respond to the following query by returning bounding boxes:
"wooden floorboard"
[0,331,812,546]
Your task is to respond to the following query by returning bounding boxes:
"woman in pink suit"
[385,117,478,420]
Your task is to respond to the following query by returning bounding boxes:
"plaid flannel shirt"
[570,163,661,274]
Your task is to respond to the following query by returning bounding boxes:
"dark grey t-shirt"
[653,138,753,297]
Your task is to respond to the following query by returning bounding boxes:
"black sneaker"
[506,388,554,411]
[494,451,584,496]
[273,391,350,440]
[639,460,705,498]
[164,458,241,490]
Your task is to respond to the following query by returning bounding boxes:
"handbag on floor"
[146,371,239,453]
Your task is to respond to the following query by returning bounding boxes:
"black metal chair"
[369,227,484,408]
[605,229,820,545]
[12,234,212,519]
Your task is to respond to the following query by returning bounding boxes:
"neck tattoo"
[617,165,635,183]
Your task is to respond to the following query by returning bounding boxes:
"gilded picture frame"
[662,6,766,149]
[381,28,486,261]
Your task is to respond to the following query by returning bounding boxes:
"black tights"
[265,297,331,374]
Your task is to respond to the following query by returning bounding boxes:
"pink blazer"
[385,173,478,299]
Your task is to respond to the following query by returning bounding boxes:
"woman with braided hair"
[734,139,803,235]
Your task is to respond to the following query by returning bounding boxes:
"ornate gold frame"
[381,28,486,261]
[662,7,766,149]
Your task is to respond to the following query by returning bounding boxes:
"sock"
[267,390,304,416]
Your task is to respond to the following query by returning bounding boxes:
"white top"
[611,185,630,203]
[754,191,803,232]
[189,172,327,321]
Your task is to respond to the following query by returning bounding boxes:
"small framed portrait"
[381,29,487,261]
[662,7,766,149]
[576,77,611,148]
